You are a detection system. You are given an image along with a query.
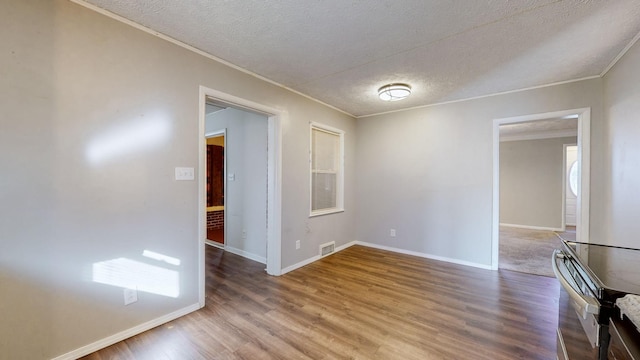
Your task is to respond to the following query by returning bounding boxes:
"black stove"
[563,240,640,302]
[554,240,640,360]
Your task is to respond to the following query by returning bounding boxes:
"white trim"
[198,90,207,307]
[492,108,591,270]
[601,30,640,77]
[491,117,501,271]
[70,0,354,118]
[205,130,226,137]
[267,108,284,276]
[309,122,345,136]
[309,209,345,218]
[358,76,600,118]
[355,242,493,270]
[576,110,591,245]
[280,241,356,274]
[280,240,493,274]
[199,86,283,282]
[205,240,224,249]
[499,129,578,142]
[281,255,322,275]
[51,303,200,360]
[499,223,564,232]
[561,144,568,231]
[224,246,267,265]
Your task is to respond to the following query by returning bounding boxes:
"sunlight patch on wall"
[142,250,181,266]
[92,257,180,298]
[86,114,171,165]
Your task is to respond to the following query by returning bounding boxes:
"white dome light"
[378,83,411,101]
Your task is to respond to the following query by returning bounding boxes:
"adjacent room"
[3,1,640,359]
[498,118,579,278]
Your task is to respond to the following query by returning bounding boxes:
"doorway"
[198,86,283,306]
[497,120,578,276]
[491,108,591,272]
[205,129,225,247]
[204,102,268,265]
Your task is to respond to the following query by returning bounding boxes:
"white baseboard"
[280,241,357,275]
[355,241,493,270]
[204,242,267,264]
[52,239,489,359]
[52,303,201,360]
[280,240,492,273]
[334,241,356,253]
[205,240,224,249]
[281,254,321,275]
[500,223,563,232]
[224,246,266,264]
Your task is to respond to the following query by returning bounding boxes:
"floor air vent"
[319,241,335,257]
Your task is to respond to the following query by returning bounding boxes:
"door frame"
[204,129,226,248]
[198,86,283,306]
[491,108,591,270]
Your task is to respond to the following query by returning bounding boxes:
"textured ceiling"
[500,117,577,139]
[80,0,640,117]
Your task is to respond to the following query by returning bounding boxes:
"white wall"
[0,1,356,358]
[499,136,577,229]
[602,38,640,248]
[206,108,268,261]
[356,79,603,267]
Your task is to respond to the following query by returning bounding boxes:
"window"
[310,123,344,216]
[569,161,579,197]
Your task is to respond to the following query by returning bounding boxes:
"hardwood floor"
[81,245,560,360]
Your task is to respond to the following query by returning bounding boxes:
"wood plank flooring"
[81,245,560,360]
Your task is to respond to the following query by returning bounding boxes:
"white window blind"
[310,123,344,216]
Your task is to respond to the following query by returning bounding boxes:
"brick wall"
[207,210,224,230]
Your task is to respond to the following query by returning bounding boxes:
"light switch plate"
[175,167,195,180]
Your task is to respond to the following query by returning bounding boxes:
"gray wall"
[2,0,638,358]
[356,79,603,267]
[499,137,577,229]
[601,37,640,248]
[206,108,268,261]
[0,1,356,358]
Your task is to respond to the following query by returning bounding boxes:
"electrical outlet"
[390,229,396,237]
[295,240,301,250]
[242,230,247,239]
[124,287,138,305]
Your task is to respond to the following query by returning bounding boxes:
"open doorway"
[491,108,591,276]
[204,101,268,263]
[205,126,225,247]
[497,119,576,276]
[198,86,283,306]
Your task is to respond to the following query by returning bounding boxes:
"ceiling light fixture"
[378,83,412,101]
